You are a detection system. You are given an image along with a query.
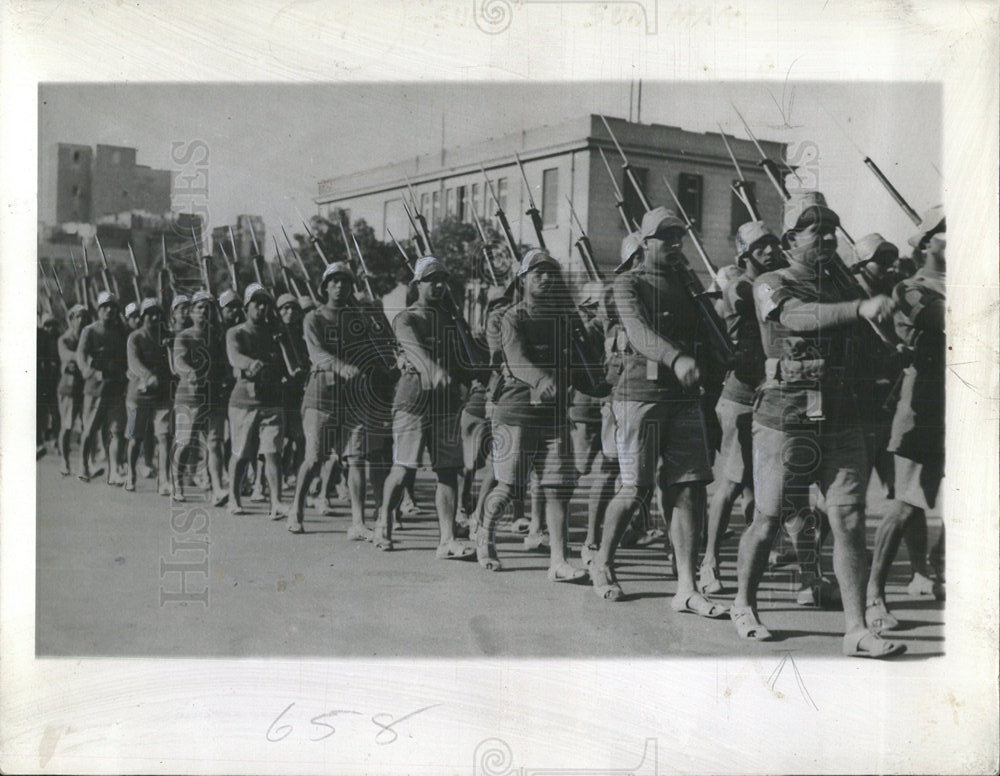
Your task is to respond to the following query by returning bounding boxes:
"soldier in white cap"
[56,304,90,476]
[866,207,946,630]
[289,262,397,535]
[124,301,141,332]
[733,191,906,658]
[700,221,785,594]
[374,256,476,557]
[590,207,728,613]
[226,283,286,518]
[172,290,228,504]
[124,299,173,492]
[477,249,606,580]
[76,291,128,484]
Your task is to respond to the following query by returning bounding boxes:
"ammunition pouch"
[764,357,826,384]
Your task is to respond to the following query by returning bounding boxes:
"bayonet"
[514,151,546,249]
[599,114,651,212]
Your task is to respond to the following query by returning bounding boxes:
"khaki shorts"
[614,399,713,488]
[460,408,491,472]
[894,454,942,512]
[229,406,283,460]
[392,410,463,472]
[302,406,366,463]
[491,421,575,487]
[715,396,754,486]
[600,402,618,460]
[59,394,82,431]
[126,404,172,441]
[82,394,126,440]
[752,421,867,518]
[174,403,225,449]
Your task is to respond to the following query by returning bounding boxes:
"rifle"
[658,173,734,361]
[69,247,86,309]
[280,223,320,305]
[93,234,119,297]
[404,175,434,253]
[597,147,640,232]
[863,158,922,225]
[40,260,66,313]
[224,225,241,293]
[273,236,304,299]
[347,230,406,371]
[513,151,545,249]
[599,115,652,212]
[127,242,143,303]
[565,195,601,281]
[157,234,175,313]
[717,124,761,221]
[189,226,212,294]
[80,242,94,310]
[385,226,416,277]
[469,208,500,286]
[481,164,522,265]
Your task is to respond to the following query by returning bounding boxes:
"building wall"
[55,143,92,223]
[131,166,172,216]
[92,145,138,219]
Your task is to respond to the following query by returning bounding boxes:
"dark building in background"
[55,142,171,224]
[55,143,93,223]
[211,214,266,262]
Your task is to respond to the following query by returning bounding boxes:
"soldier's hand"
[431,368,451,390]
[145,375,159,391]
[672,354,701,390]
[858,295,896,324]
[535,376,557,403]
[246,359,265,378]
[340,363,361,380]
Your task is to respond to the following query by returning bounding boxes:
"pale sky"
[39,81,940,251]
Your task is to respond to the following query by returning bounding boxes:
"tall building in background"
[315,115,787,283]
[55,142,171,224]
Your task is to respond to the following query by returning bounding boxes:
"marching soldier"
[589,208,727,612]
[288,263,395,536]
[57,304,89,476]
[700,221,785,594]
[374,256,475,557]
[124,301,141,332]
[477,249,606,580]
[866,208,946,630]
[226,283,286,519]
[172,290,227,504]
[276,294,309,489]
[124,299,173,493]
[76,291,128,485]
[731,191,907,658]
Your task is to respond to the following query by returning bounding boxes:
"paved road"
[35,453,944,658]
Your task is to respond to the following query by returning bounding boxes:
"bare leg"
[734,509,781,610]
[263,452,283,519]
[347,457,367,528]
[668,484,706,601]
[866,501,916,601]
[585,458,618,547]
[435,469,459,544]
[825,505,868,635]
[704,478,741,568]
[545,487,571,566]
[376,464,411,541]
[126,438,142,489]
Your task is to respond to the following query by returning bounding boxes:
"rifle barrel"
[863,157,922,225]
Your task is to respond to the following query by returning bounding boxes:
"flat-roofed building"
[315,115,787,283]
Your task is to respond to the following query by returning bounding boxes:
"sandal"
[730,606,773,640]
[547,562,587,583]
[580,543,599,566]
[510,517,531,535]
[907,572,945,600]
[436,541,475,560]
[671,591,729,619]
[589,565,623,601]
[865,598,900,632]
[476,527,501,571]
[698,562,723,595]
[843,629,906,659]
[373,525,393,551]
[346,525,374,542]
[635,528,665,547]
[523,531,550,552]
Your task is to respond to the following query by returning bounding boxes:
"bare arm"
[127,332,155,383]
[303,312,353,376]
[501,310,551,389]
[394,311,442,387]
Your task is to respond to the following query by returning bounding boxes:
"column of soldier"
[38,118,945,659]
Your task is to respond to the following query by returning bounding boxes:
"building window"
[730,180,758,236]
[431,190,440,227]
[623,166,648,228]
[471,183,481,219]
[73,150,81,164]
[497,177,508,215]
[677,173,703,232]
[457,185,467,221]
[111,150,122,165]
[541,168,559,227]
[71,185,79,196]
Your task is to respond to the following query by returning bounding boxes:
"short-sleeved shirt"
[612,262,718,404]
[226,321,285,409]
[76,321,128,398]
[173,324,227,409]
[126,326,172,406]
[719,270,765,406]
[300,303,396,415]
[392,302,468,417]
[752,263,863,430]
